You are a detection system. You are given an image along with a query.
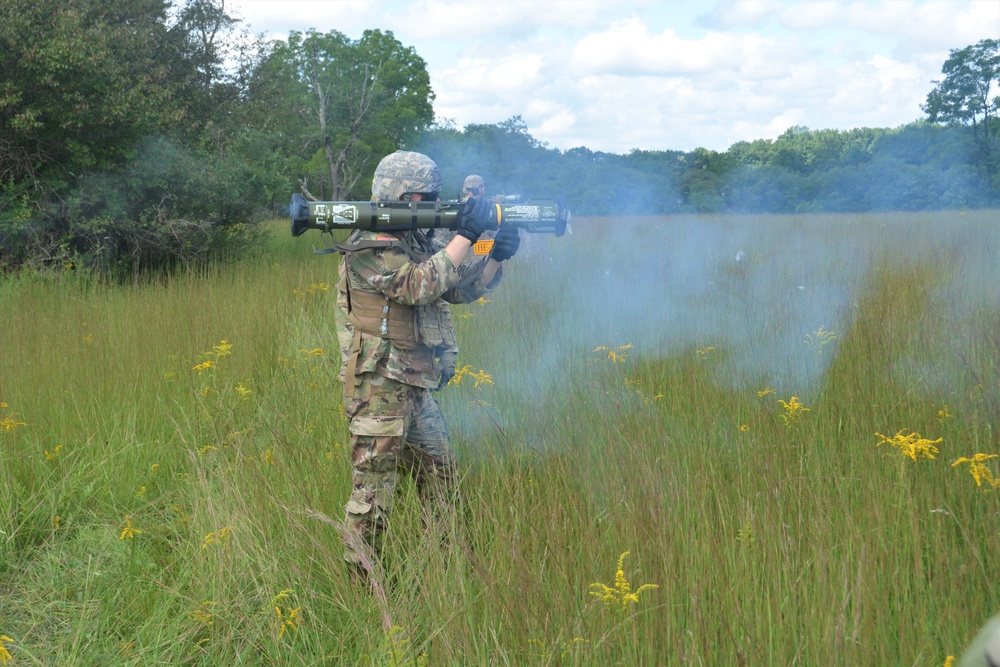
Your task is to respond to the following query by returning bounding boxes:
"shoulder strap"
[333,237,427,264]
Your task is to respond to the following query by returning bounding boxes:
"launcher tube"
[290,194,569,238]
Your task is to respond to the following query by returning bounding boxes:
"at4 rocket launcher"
[289,193,571,239]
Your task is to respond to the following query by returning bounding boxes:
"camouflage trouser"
[342,372,456,566]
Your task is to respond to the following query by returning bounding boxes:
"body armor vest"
[338,231,457,396]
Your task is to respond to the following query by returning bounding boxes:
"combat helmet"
[371,151,442,201]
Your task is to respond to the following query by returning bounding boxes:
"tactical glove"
[435,349,457,391]
[489,223,521,262]
[456,197,498,243]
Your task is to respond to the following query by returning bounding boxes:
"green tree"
[265,29,434,200]
[922,39,1000,146]
[0,0,177,190]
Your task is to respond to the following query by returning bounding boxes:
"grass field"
[1,211,998,665]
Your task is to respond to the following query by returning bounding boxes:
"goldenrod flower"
[474,296,492,305]
[804,326,836,354]
[212,340,233,357]
[777,396,810,427]
[875,430,942,462]
[696,346,716,359]
[944,656,955,667]
[193,360,215,373]
[119,515,141,540]
[52,515,61,529]
[469,369,493,388]
[1,416,26,431]
[300,348,324,357]
[202,527,233,549]
[937,405,952,424]
[757,387,775,397]
[44,444,62,461]
[589,551,658,615]
[307,282,330,293]
[191,600,216,626]
[594,343,633,363]
[270,590,301,639]
[739,424,750,432]
[235,382,253,399]
[83,332,94,343]
[0,635,11,666]
[951,453,1000,488]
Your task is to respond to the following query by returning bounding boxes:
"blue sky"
[226,0,1000,153]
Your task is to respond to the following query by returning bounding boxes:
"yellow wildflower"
[83,332,94,343]
[193,360,215,373]
[0,635,11,666]
[951,453,1000,488]
[469,369,493,388]
[594,343,632,363]
[777,396,810,427]
[52,515,61,529]
[300,348,324,357]
[696,346,715,359]
[875,430,942,462]
[270,590,301,639]
[235,382,253,399]
[119,515,141,540]
[739,424,750,432]
[804,326,836,354]
[212,340,233,357]
[307,282,330,293]
[474,296,492,305]
[937,405,951,424]
[1,416,26,431]
[44,444,62,461]
[589,551,658,615]
[757,387,775,397]
[944,656,955,667]
[202,527,232,549]
[135,485,146,497]
[150,464,160,474]
[191,600,216,625]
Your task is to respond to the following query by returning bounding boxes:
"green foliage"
[0,0,177,186]
[0,0,285,274]
[263,28,435,200]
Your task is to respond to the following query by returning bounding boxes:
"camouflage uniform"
[335,152,500,568]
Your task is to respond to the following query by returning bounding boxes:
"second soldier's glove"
[436,349,457,391]
[489,223,521,262]
[456,197,498,243]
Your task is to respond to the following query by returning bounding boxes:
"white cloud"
[699,0,783,27]
[226,0,1000,153]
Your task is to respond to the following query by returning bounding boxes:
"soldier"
[460,174,486,202]
[334,151,521,583]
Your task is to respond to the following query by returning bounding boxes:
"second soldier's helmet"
[371,151,442,201]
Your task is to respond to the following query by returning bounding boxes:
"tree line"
[1,0,996,274]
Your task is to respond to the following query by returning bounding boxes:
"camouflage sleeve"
[441,257,503,304]
[349,239,460,306]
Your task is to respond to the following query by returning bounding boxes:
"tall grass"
[1,212,998,665]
